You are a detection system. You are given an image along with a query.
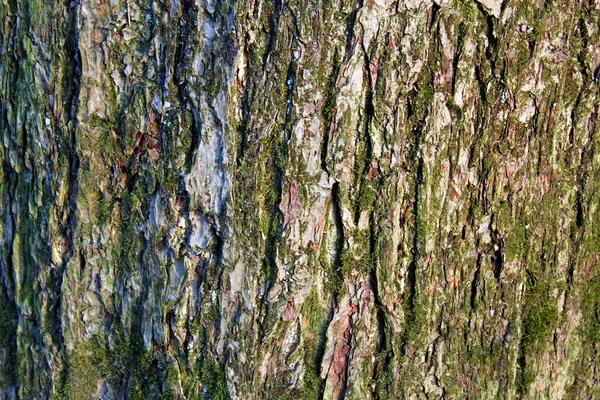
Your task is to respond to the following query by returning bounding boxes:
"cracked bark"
[1,0,600,399]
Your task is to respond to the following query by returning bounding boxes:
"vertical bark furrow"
[2,0,600,399]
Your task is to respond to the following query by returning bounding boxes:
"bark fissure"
[331,181,345,303]
[3,0,600,398]
[176,0,201,174]
[320,51,341,175]
[369,211,390,399]
[51,1,83,391]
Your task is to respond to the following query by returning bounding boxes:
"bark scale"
[0,0,599,398]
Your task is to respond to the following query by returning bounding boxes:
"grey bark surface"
[1,0,600,399]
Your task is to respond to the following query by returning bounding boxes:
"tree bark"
[1,0,599,398]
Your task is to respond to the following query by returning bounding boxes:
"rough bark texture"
[1,0,600,398]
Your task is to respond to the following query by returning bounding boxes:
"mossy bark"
[1,0,599,399]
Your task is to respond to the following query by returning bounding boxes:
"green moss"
[400,297,427,355]
[581,272,600,345]
[187,321,230,399]
[200,360,229,400]
[522,282,558,348]
[86,115,121,159]
[88,114,117,132]
[253,128,288,287]
[66,328,160,399]
[95,189,112,225]
[504,221,527,260]
[65,339,107,399]
[299,289,328,399]
[469,339,501,369]
[369,345,393,399]
[321,242,343,295]
[160,363,179,400]
[517,272,559,394]
[159,169,179,194]
[516,365,536,394]
[323,267,343,295]
[0,292,17,387]
[203,302,221,324]
[355,183,377,213]
[340,227,378,276]
[112,187,148,276]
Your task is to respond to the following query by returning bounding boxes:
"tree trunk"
[1,0,599,398]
